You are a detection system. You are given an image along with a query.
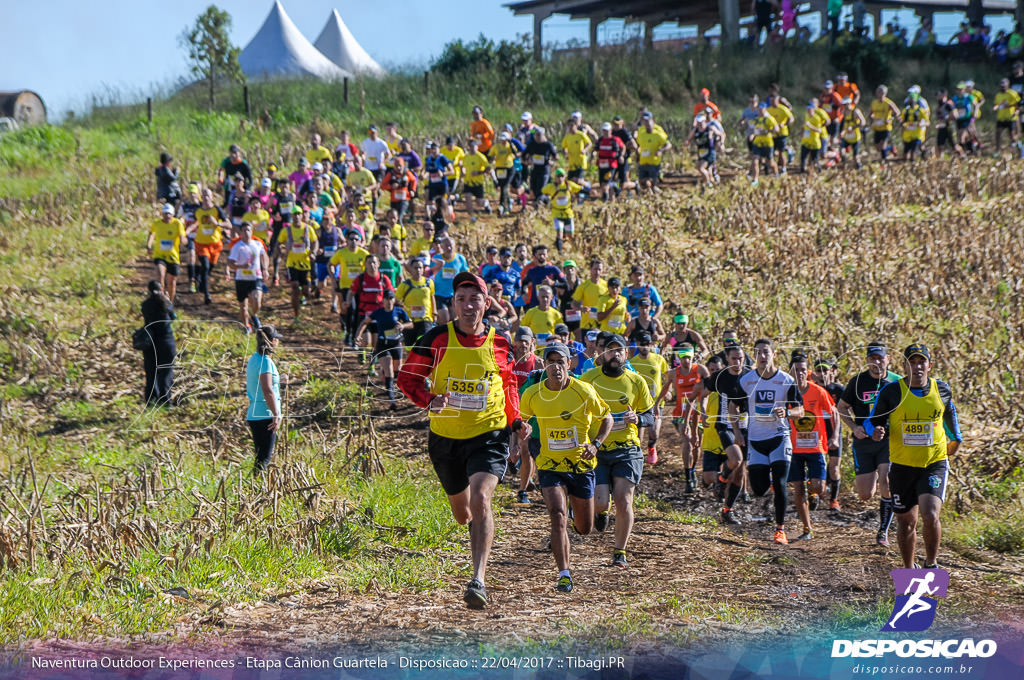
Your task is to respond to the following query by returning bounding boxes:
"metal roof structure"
[506,0,1020,58]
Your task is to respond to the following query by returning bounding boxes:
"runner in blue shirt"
[430,236,469,324]
[622,265,663,318]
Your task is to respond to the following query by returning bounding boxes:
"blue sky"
[1,1,1011,119]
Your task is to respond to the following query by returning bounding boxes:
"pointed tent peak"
[239,1,351,81]
[313,8,387,77]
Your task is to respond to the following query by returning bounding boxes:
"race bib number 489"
[902,421,934,447]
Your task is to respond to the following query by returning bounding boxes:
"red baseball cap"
[453,272,487,295]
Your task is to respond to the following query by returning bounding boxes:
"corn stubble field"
[0,111,1023,655]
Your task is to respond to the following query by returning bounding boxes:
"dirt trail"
[125,218,1022,652]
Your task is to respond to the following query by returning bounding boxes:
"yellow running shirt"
[572,279,608,330]
[995,90,1020,122]
[520,306,564,348]
[870,98,898,131]
[194,207,225,244]
[766,105,793,137]
[560,131,590,170]
[597,293,628,332]
[581,367,655,450]
[150,218,187,264]
[284,223,312,270]
[396,276,436,322]
[462,152,490,186]
[631,352,670,399]
[636,128,669,165]
[428,325,507,438]
[541,181,582,220]
[752,113,778,147]
[243,209,271,243]
[330,247,369,287]
[440,145,465,181]
[520,377,609,472]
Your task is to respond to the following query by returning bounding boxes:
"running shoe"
[645,448,658,465]
[594,512,609,532]
[922,562,941,569]
[189,282,197,293]
[808,493,820,511]
[829,499,841,511]
[720,509,740,525]
[463,579,487,609]
[796,529,813,541]
[556,575,573,593]
[773,529,789,545]
[684,476,694,494]
[516,490,530,504]
[612,550,628,568]
[876,531,890,547]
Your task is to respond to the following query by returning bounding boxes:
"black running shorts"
[427,427,510,496]
[888,460,948,513]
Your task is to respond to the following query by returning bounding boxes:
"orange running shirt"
[672,364,704,417]
[790,382,835,454]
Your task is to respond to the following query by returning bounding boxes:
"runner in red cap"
[398,271,530,609]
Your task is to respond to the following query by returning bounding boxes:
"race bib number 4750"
[547,426,579,451]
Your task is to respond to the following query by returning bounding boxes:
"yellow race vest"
[888,379,948,467]
[429,325,507,438]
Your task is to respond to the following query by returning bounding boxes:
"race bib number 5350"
[446,378,488,411]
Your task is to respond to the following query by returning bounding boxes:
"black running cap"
[866,344,887,357]
[605,333,627,348]
[259,325,283,340]
[904,343,930,361]
[543,342,572,360]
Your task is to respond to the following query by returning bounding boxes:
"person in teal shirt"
[246,325,283,472]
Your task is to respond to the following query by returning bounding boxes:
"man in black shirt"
[217,144,252,204]
[836,343,901,547]
[693,341,749,525]
[611,116,636,193]
[523,127,558,205]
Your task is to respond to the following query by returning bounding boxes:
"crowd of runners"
[145,81,973,607]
